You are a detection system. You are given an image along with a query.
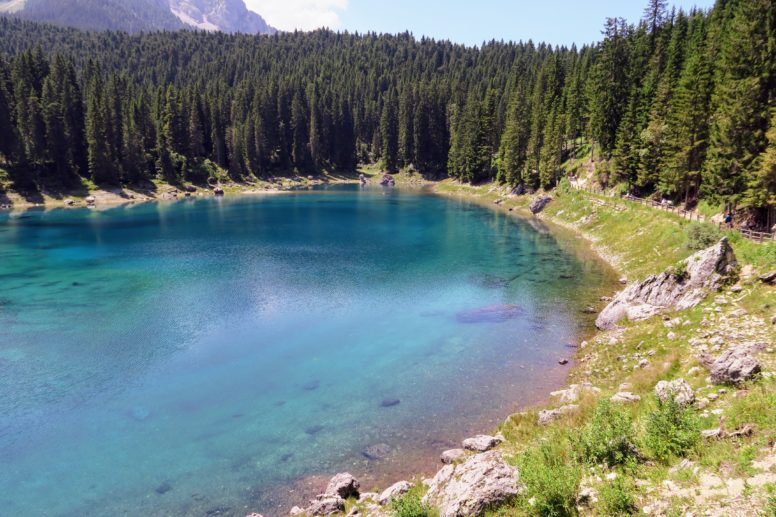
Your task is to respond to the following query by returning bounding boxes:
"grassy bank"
[381,179,776,517]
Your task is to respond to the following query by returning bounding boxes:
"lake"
[0,185,615,516]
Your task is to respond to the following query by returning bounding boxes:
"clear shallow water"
[0,186,615,516]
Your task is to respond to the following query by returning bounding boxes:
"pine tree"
[380,91,399,172]
[589,18,631,157]
[291,87,311,171]
[398,87,414,168]
[85,75,116,184]
[497,82,531,186]
[0,55,18,162]
[746,109,776,207]
[41,77,69,178]
[704,0,771,206]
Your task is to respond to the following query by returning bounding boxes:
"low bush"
[642,397,700,463]
[576,399,638,468]
[517,437,581,517]
[685,222,723,251]
[599,477,638,516]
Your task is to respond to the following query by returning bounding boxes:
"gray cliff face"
[168,0,276,34]
[596,238,738,330]
[0,0,275,34]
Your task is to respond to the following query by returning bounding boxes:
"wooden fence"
[570,182,776,243]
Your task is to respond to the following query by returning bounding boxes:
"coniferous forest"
[0,0,774,216]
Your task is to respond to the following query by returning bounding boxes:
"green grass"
[391,485,436,517]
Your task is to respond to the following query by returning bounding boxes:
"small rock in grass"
[610,391,641,403]
[654,379,695,406]
[538,405,579,425]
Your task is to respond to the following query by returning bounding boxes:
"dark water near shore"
[0,185,615,516]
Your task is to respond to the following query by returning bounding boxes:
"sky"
[244,0,717,47]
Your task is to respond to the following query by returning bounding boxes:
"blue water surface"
[0,186,615,516]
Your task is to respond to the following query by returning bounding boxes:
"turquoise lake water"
[0,185,615,516]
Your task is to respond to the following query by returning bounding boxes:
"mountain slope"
[169,0,275,34]
[0,0,275,34]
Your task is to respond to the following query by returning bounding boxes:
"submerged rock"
[362,443,391,460]
[709,348,761,385]
[155,481,172,494]
[302,380,320,391]
[596,238,738,329]
[455,304,524,324]
[462,434,503,453]
[422,451,521,517]
[129,407,151,421]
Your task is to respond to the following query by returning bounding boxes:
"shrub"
[576,400,638,468]
[642,397,700,463]
[392,488,430,517]
[668,260,689,281]
[599,477,638,516]
[518,438,581,517]
[685,222,722,251]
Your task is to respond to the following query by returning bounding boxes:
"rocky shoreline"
[274,224,766,516]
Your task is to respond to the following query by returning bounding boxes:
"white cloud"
[244,0,348,31]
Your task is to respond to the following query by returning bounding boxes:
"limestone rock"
[529,196,553,214]
[377,480,412,505]
[357,493,378,503]
[422,451,521,517]
[325,473,360,499]
[596,239,737,329]
[654,379,695,407]
[306,496,345,516]
[462,434,503,452]
[550,383,600,404]
[610,391,641,403]
[441,449,466,464]
[709,348,761,385]
[538,404,579,425]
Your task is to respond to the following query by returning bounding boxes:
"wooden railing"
[569,182,776,243]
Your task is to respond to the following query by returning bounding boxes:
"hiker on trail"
[725,212,733,228]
